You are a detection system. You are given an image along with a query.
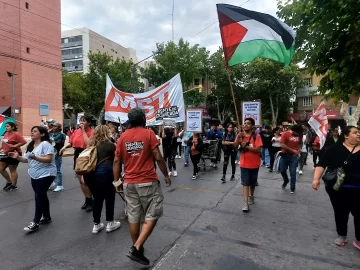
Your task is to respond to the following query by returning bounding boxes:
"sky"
[61,0,279,60]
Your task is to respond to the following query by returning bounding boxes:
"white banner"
[105,74,185,125]
[242,101,261,126]
[308,101,328,149]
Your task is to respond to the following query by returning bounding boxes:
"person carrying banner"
[113,108,171,265]
[0,122,27,191]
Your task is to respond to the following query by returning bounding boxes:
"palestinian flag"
[217,4,296,66]
[0,114,15,136]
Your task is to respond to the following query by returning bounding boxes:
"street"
[0,157,359,270]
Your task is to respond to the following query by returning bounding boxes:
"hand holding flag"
[308,101,329,149]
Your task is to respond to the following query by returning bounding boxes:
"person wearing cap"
[49,123,66,192]
[113,108,171,266]
[60,115,94,211]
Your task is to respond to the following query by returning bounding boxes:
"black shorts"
[0,155,20,166]
[73,148,85,170]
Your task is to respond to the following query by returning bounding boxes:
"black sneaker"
[282,181,289,190]
[269,169,273,173]
[230,175,235,181]
[7,185,18,191]
[126,246,150,265]
[39,217,52,224]
[81,202,88,210]
[290,187,295,194]
[221,175,226,183]
[85,203,93,212]
[24,222,39,232]
[3,182,12,191]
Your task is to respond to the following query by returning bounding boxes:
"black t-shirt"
[162,132,177,151]
[260,131,273,148]
[318,144,360,187]
[96,141,116,165]
[223,132,236,151]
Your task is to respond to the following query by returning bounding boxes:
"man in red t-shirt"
[279,125,303,193]
[113,108,171,266]
[234,118,263,213]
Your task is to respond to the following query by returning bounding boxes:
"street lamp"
[131,51,160,92]
[7,72,17,118]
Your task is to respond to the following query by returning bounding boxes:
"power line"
[0,1,150,55]
[0,42,61,67]
[0,51,62,71]
[190,0,251,39]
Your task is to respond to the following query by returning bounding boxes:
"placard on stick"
[156,106,179,120]
[185,108,203,133]
[242,101,261,126]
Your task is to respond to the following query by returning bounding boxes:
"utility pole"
[7,72,17,118]
[172,0,175,41]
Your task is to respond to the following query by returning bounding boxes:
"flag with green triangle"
[0,114,15,136]
[217,4,296,66]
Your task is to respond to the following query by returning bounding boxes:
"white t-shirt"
[24,141,57,179]
[272,136,281,147]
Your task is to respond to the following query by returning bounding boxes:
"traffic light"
[198,84,203,93]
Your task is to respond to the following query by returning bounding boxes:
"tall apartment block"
[61,28,137,73]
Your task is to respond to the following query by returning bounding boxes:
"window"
[26,47,30,53]
[303,96,312,107]
[25,2,29,9]
[64,38,68,44]
[304,78,312,87]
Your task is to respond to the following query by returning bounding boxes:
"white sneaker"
[106,221,121,233]
[48,182,56,190]
[92,223,105,234]
[53,186,64,192]
[175,155,179,159]
[299,170,303,175]
[178,156,182,159]
[173,171,178,177]
[168,171,172,176]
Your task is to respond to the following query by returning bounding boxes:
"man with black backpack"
[234,118,263,213]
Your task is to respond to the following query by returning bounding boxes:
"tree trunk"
[275,95,279,126]
[97,105,105,125]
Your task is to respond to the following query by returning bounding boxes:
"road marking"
[0,211,8,216]
[153,240,192,270]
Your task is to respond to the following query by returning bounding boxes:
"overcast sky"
[61,0,279,60]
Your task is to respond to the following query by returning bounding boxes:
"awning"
[0,106,10,116]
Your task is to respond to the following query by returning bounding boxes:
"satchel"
[322,145,357,186]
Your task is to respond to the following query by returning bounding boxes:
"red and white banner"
[105,74,185,125]
[308,101,329,149]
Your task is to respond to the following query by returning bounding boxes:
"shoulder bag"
[322,144,357,186]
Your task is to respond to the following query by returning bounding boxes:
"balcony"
[62,54,83,61]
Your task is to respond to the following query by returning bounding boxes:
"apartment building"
[289,69,359,127]
[61,28,137,73]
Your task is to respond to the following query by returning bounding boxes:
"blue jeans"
[184,146,190,164]
[55,155,62,186]
[261,148,270,166]
[279,155,298,189]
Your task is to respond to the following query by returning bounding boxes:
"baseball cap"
[47,119,56,123]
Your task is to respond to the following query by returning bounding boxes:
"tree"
[141,38,210,90]
[63,51,143,124]
[207,48,245,124]
[244,58,304,125]
[277,0,360,101]
[183,89,204,107]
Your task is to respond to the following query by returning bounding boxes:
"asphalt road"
[0,156,359,270]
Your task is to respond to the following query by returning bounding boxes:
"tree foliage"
[141,38,210,90]
[62,52,143,123]
[277,0,360,101]
[244,58,304,125]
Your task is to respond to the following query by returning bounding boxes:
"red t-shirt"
[312,136,320,151]
[69,128,93,149]
[115,127,160,184]
[237,134,263,169]
[280,131,302,156]
[1,131,27,155]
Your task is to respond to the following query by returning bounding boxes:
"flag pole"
[226,68,241,128]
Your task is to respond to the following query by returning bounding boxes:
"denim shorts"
[240,168,259,186]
